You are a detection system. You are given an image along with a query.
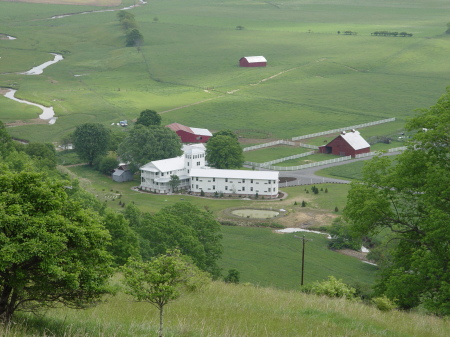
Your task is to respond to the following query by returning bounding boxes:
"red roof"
[166,123,192,133]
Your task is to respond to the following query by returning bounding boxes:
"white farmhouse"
[140,144,206,194]
[139,144,279,198]
[190,169,278,198]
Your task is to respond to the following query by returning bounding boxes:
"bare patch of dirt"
[335,249,372,263]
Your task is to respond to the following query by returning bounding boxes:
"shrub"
[372,296,397,312]
[224,269,240,284]
[308,276,356,299]
[301,200,306,207]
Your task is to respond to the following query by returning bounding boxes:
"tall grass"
[3,282,449,336]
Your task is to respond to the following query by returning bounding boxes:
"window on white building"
[213,178,215,182]
[251,179,253,183]
[242,187,245,191]
[213,185,215,190]
[225,178,228,182]
[225,186,228,190]
[242,179,245,183]
[268,188,271,192]
[250,187,253,191]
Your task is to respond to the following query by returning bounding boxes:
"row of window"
[195,177,275,184]
[185,154,204,159]
[192,184,272,193]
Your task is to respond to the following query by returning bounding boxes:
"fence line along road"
[355,146,407,158]
[292,117,396,141]
[246,155,353,171]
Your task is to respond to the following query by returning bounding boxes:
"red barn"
[319,130,370,158]
[166,123,212,143]
[239,56,267,67]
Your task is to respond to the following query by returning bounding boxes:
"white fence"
[245,151,316,168]
[258,156,353,171]
[292,118,396,141]
[298,143,319,149]
[354,146,407,159]
[243,140,296,152]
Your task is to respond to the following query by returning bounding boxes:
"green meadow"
[3,281,449,337]
[1,0,449,143]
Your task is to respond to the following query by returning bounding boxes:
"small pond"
[231,209,279,219]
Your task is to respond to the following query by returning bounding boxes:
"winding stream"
[4,89,57,124]
[1,0,147,124]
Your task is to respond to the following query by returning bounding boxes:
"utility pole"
[294,235,311,286]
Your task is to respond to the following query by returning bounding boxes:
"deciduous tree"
[122,250,210,337]
[206,135,244,169]
[344,88,450,315]
[135,109,161,127]
[73,123,110,166]
[0,171,114,322]
[169,174,180,192]
[117,125,182,172]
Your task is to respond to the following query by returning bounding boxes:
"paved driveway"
[250,152,400,187]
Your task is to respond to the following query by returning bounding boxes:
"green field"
[244,145,311,163]
[3,281,449,337]
[1,0,449,143]
[220,225,376,290]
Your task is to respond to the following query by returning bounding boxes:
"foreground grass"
[3,282,450,337]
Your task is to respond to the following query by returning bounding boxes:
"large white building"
[139,144,279,198]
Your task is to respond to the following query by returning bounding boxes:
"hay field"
[0,0,449,142]
[1,0,121,6]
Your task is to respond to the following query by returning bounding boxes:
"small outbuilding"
[319,129,370,158]
[112,164,134,182]
[239,56,267,67]
[166,123,212,143]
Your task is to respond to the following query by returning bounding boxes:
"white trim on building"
[139,144,279,198]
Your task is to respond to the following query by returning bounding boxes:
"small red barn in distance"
[166,123,212,143]
[319,130,370,158]
[239,56,267,67]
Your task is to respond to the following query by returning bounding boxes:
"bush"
[224,269,240,284]
[372,296,397,312]
[308,276,356,299]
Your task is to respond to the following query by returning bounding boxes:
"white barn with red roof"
[319,130,370,158]
[166,123,212,143]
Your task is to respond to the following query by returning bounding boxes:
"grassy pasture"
[4,281,449,337]
[243,145,311,163]
[0,0,449,143]
[220,225,376,290]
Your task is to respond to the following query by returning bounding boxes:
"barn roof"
[241,56,267,63]
[190,127,212,137]
[166,123,191,133]
[190,168,278,180]
[166,123,212,136]
[340,130,370,150]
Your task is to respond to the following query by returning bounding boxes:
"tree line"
[371,31,413,37]
[117,10,144,47]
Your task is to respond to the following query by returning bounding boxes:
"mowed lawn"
[0,0,449,143]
